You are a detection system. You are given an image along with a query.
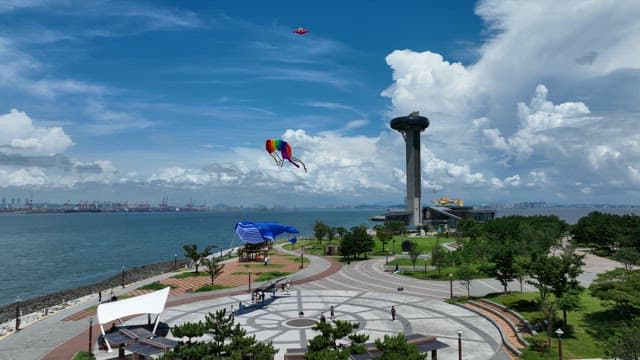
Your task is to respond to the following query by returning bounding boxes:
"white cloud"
[379,0,640,203]
[483,85,593,160]
[0,109,73,155]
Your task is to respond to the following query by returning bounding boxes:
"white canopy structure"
[97,287,170,352]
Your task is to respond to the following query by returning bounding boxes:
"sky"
[1,0,640,207]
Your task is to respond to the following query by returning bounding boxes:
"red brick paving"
[43,255,341,360]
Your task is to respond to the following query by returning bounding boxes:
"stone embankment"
[0,259,189,325]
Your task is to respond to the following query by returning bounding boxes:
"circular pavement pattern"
[124,289,504,360]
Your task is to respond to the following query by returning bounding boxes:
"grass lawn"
[137,282,177,291]
[194,284,232,292]
[232,271,291,282]
[171,271,209,279]
[373,236,454,254]
[72,352,95,360]
[488,291,609,359]
[282,239,340,256]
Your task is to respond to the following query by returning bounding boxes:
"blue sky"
[1,0,640,207]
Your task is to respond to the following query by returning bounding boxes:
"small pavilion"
[234,220,299,262]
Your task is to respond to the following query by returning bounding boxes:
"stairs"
[463,299,532,358]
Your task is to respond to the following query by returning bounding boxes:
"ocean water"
[2,206,639,307]
[0,209,379,307]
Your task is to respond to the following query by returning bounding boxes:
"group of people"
[319,305,337,323]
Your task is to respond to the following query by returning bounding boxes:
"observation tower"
[390,112,430,228]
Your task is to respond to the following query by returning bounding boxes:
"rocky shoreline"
[0,259,189,324]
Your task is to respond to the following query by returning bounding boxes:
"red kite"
[293,27,310,35]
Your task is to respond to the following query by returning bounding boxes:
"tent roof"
[235,220,299,244]
[97,287,170,325]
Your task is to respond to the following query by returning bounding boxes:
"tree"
[431,242,447,275]
[183,244,215,273]
[590,268,640,315]
[374,333,424,360]
[457,264,476,298]
[490,240,518,294]
[341,226,374,260]
[407,241,420,270]
[327,226,336,242]
[200,257,225,285]
[314,221,329,244]
[162,309,276,360]
[386,221,407,235]
[606,319,640,360]
[614,247,640,271]
[527,255,564,302]
[557,290,582,329]
[375,225,392,253]
[306,320,368,359]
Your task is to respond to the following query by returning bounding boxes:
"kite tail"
[292,157,307,173]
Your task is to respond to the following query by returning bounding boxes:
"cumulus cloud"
[0,109,73,155]
[483,85,593,161]
[379,0,640,203]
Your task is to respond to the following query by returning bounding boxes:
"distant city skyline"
[1,1,640,206]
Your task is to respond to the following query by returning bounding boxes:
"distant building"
[372,202,496,232]
[422,205,495,232]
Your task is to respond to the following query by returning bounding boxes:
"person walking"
[320,313,326,323]
[391,306,396,321]
[330,305,335,320]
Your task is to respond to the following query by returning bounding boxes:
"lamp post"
[88,317,94,356]
[174,253,177,271]
[392,238,396,254]
[300,246,304,269]
[555,328,564,360]
[248,269,252,292]
[121,267,125,288]
[15,296,21,331]
[457,330,462,360]
[449,273,453,299]
[424,255,428,279]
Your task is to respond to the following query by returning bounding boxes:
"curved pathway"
[3,248,548,360]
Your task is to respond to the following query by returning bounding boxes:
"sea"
[0,209,380,308]
[1,206,639,308]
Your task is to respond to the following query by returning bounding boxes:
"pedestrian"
[330,305,335,320]
[391,306,396,321]
[264,256,269,266]
[98,290,102,302]
[286,281,291,294]
[281,283,286,292]
[320,313,326,323]
[238,301,243,314]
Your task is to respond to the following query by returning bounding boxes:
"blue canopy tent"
[234,221,299,262]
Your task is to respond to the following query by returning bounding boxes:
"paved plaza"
[118,289,503,360]
[1,243,622,360]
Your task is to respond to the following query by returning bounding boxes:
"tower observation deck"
[390,112,430,228]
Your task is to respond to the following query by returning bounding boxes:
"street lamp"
[121,267,125,288]
[457,330,462,360]
[300,246,304,269]
[248,269,252,292]
[15,296,21,331]
[555,328,564,360]
[449,273,453,299]
[174,253,177,271]
[423,255,428,279]
[88,317,94,356]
